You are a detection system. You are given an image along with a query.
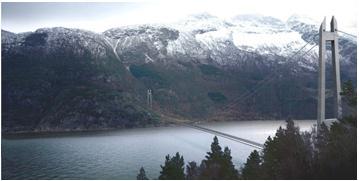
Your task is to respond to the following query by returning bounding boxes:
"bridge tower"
[317,16,342,128]
[147,89,153,108]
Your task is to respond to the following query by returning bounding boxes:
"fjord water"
[2,120,316,180]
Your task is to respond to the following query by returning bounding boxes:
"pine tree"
[241,150,262,179]
[200,136,223,179]
[185,161,199,179]
[200,136,239,179]
[314,80,357,179]
[207,136,223,161]
[341,80,356,108]
[137,167,148,180]
[222,147,239,179]
[238,81,357,180]
[261,119,313,179]
[159,152,185,180]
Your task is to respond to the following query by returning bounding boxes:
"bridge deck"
[161,116,264,149]
[161,116,337,149]
[182,122,264,149]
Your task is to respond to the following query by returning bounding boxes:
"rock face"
[2,14,356,133]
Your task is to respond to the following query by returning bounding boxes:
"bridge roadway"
[161,115,264,149]
[182,122,264,149]
[161,115,339,150]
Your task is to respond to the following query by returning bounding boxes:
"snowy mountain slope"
[2,27,111,61]
[99,14,355,70]
[1,13,357,133]
[2,14,355,70]
[103,25,180,65]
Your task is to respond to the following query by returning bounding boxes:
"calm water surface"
[2,120,316,179]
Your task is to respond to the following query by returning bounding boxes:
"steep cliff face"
[2,14,356,133]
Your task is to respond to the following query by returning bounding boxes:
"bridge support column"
[317,16,342,129]
[147,89,153,108]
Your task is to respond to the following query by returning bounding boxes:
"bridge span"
[161,115,338,150]
[161,115,264,149]
[182,122,264,149]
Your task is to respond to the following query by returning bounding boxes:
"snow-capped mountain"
[99,13,354,69]
[2,27,109,60]
[2,14,356,69]
[2,14,357,133]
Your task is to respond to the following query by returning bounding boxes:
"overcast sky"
[1,0,357,34]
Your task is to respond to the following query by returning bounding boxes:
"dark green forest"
[137,81,357,180]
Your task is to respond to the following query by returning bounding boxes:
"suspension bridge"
[153,17,356,149]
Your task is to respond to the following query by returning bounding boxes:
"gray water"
[2,120,316,180]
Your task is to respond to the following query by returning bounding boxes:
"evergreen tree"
[261,119,313,179]
[222,147,239,179]
[200,136,239,179]
[341,80,356,108]
[159,152,185,180]
[207,136,223,161]
[200,136,223,179]
[137,167,148,180]
[241,150,262,179]
[315,122,330,152]
[315,80,357,179]
[239,81,356,180]
[312,122,330,179]
[185,161,199,180]
[319,120,357,179]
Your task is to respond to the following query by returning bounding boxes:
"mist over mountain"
[2,14,356,133]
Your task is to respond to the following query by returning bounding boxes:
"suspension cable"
[218,37,318,114]
[338,30,357,38]
[218,42,318,115]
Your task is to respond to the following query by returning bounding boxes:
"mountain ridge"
[2,14,356,133]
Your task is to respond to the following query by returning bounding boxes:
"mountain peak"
[231,14,282,23]
[229,14,285,30]
[173,12,233,33]
[287,14,318,26]
[187,12,217,20]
